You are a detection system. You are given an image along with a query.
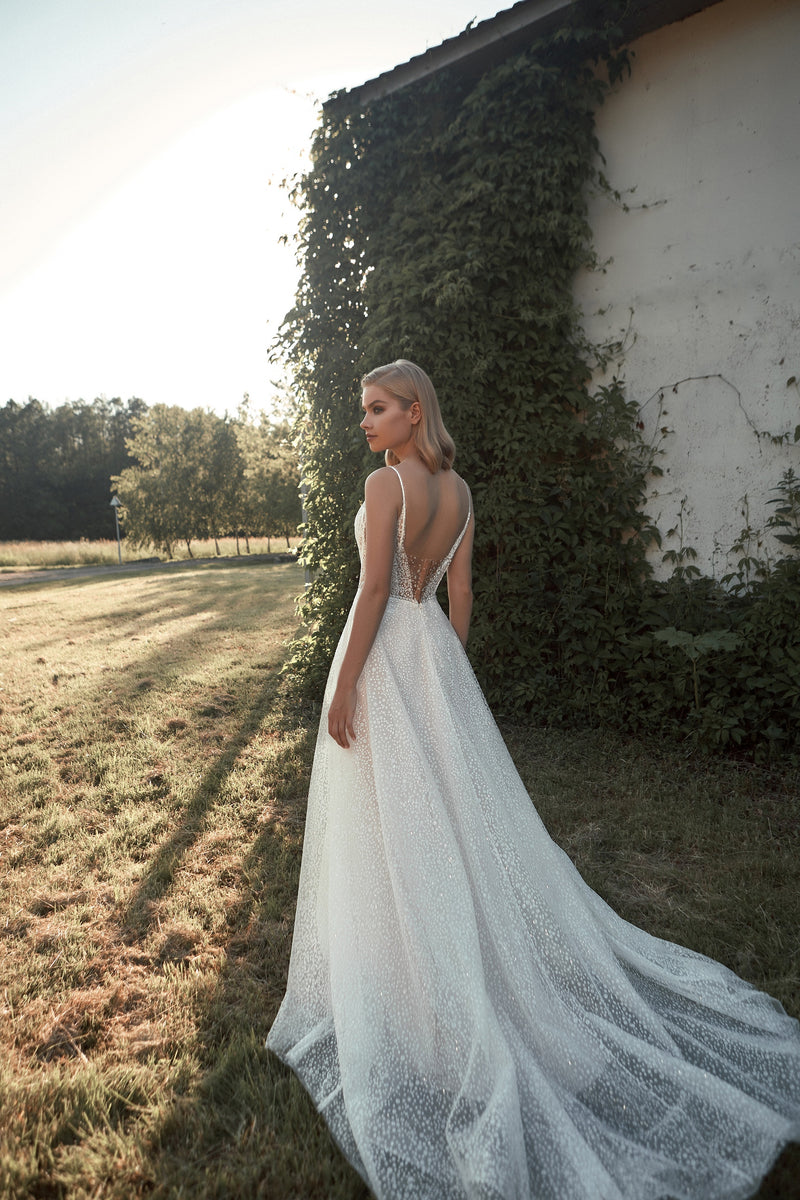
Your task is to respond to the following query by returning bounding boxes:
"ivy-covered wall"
[280,5,800,764]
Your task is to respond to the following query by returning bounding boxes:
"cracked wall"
[575,0,800,579]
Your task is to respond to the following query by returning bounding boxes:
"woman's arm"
[327,468,400,748]
[446,508,474,648]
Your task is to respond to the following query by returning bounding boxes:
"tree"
[188,410,243,555]
[236,414,301,550]
[112,405,207,556]
[50,397,147,538]
[112,402,300,557]
[0,396,145,540]
[0,399,55,539]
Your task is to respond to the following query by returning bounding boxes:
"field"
[1,562,798,1198]
[0,538,301,571]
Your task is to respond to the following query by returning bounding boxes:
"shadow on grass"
[15,564,792,1199]
[125,675,371,1198]
[1,559,371,1198]
[3,560,368,1198]
[134,713,800,1200]
[0,552,297,591]
[120,668,286,939]
[15,561,305,794]
[25,560,298,670]
[163,806,373,1199]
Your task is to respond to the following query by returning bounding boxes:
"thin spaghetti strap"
[455,475,471,538]
[388,464,405,504]
[388,465,406,534]
[462,476,472,523]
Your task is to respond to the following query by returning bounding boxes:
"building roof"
[330,0,724,109]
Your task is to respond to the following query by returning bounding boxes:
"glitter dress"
[266,466,800,1200]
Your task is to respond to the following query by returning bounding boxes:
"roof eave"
[327,0,724,110]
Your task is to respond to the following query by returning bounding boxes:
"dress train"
[267,469,800,1199]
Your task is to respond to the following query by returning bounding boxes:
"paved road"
[0,553,296,588]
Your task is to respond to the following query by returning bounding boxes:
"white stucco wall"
[575,0,800,580]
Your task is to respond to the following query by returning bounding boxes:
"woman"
[267,360,800,1199]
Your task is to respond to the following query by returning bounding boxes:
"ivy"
[280,8,647,697]
[279,4,800,763]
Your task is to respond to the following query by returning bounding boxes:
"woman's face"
[360,385,419,455]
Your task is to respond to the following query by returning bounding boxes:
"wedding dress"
[266,466,800,1200]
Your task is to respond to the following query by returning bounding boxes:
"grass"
[1,564,798,1198]
[1,560,367,1199]
[0,537,301,571]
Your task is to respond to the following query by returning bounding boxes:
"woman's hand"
[328,683,357,748]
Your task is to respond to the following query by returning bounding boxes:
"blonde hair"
[361,359,456,473]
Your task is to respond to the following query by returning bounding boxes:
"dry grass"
[1,564,798,1198]
[0,561,368,1199]
[0,537,301,571]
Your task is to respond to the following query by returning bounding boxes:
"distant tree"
[50,397,147,538]
[112,405,249,556]
[264,424,302,548]
[235,412,301,550]
[232,401,264,552]
[0,399,55,539]
[111,401,300,558]
[0,396,145,540]
[112,405,204,556]
[189,410,243,555]
[111,465,183,558]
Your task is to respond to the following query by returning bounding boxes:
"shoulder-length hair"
[361,359,456,473]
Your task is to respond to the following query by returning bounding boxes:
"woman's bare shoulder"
[450,468,472,499]
[364,465,402,502]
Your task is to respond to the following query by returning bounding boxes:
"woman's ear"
[409,401,422,426]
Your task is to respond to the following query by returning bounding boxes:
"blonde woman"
[267,360,800,1200]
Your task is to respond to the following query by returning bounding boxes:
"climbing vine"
[280,7,652,693]
[279,3,800,763]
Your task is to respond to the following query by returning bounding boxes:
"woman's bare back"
[393,460,471,564]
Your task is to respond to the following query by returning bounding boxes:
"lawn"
[0,538,301,571]
[1,563,798,1198]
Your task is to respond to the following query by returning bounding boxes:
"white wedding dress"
[267,466,800,1200]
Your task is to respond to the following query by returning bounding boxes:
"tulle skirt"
[267,594,800,1199]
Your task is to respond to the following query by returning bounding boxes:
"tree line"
[0,397,302,555]
[112,401,301,557]
[0,397,144,540]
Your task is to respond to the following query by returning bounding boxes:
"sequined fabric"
[358,466,471,604]
[267,479,800,1199]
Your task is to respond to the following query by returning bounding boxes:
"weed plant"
[1,567,798,1197]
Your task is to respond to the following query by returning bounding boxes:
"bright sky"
[0,0,505,418]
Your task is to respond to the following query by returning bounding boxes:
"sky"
[1,0,507,418]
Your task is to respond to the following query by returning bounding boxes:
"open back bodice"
[356,465,471,604]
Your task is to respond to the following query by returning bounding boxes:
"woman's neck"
[392,439,422,465]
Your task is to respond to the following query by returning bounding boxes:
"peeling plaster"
[576,0,800,578]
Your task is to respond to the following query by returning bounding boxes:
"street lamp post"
[110,495,122,564]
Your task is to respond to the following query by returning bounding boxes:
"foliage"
[765,466,800,553]
[651,627,740,712]
[112,405,301,557]
[278,4,800,763]
[629,470,800,762]
[535,466,800,763]
[280,6,655,703]
[0,397,145,540]
[235,404,302,549]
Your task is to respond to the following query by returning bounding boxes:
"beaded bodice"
[355,466,471,604]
